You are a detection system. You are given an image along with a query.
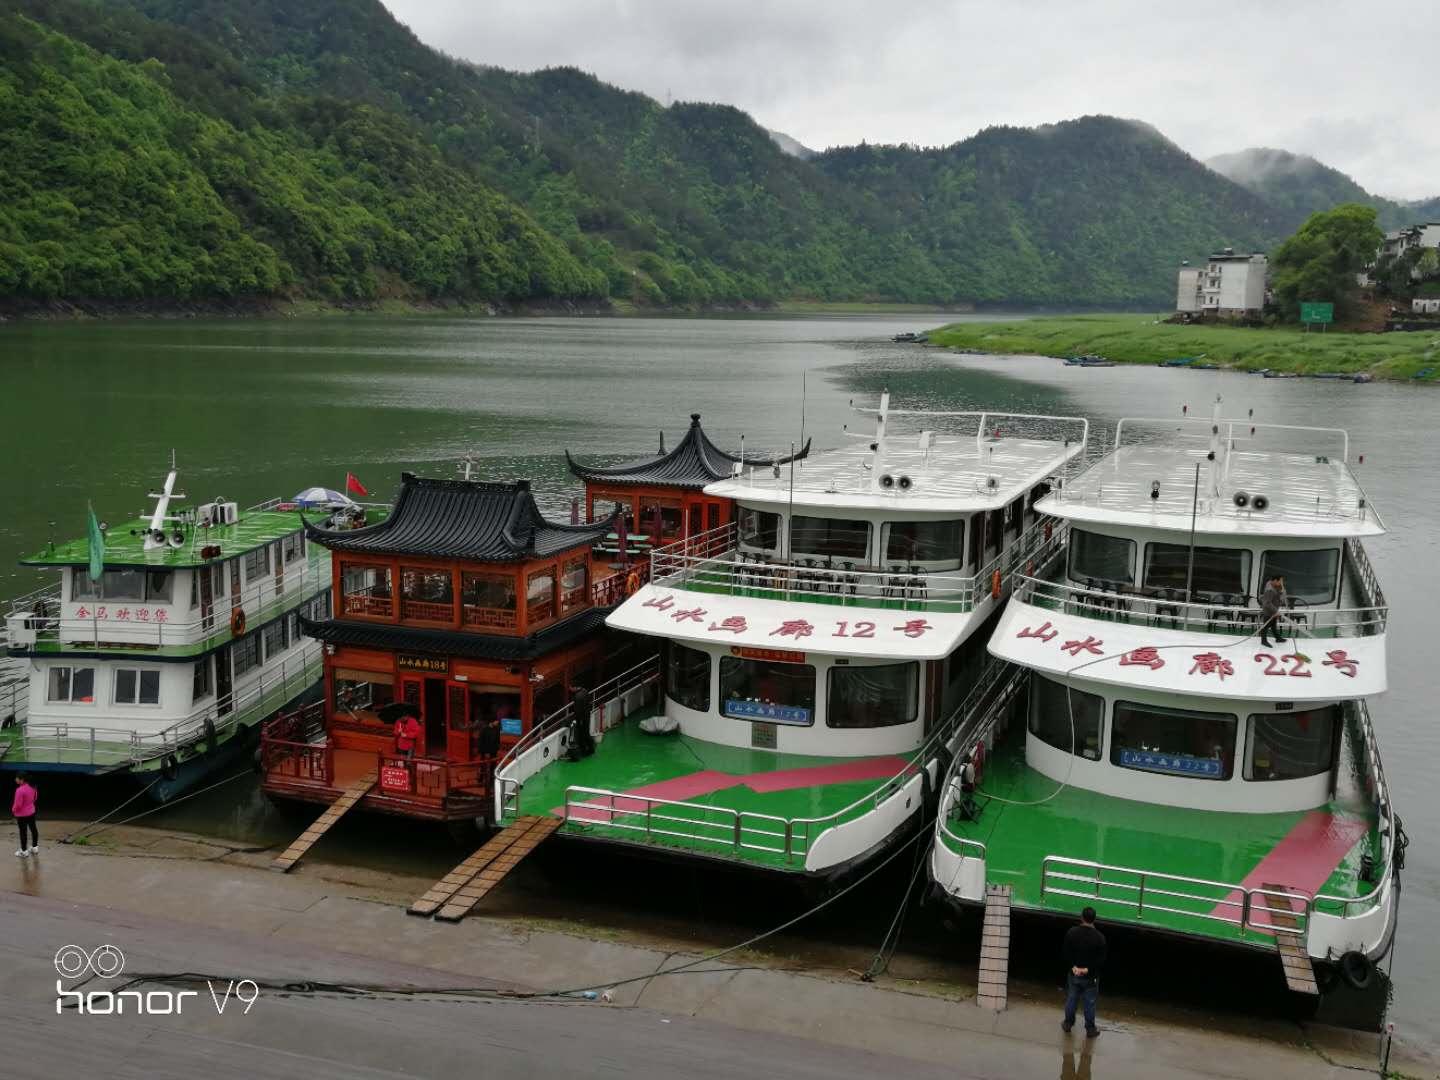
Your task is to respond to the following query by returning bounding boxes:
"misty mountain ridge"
[1206,147,1433,230]
[0,0,1431,311]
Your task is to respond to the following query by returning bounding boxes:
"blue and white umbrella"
[293,487,354,508]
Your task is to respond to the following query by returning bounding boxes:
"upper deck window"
[73,568,170,602]
[1143,543,1251,597]
[1245,706,1338,781]
[1029,674,1103,759]
[738,507,780,550]
[885,521,963,565]
[666,643,710,712]
[790,517,869,562]
[1111,701,1236,781]
[1068,530,1134,586]
[826,662,918,728]
[1260,549,1339,605]
[720,656,815,726]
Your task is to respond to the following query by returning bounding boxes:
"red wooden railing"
[262,737,334,784]
[462,604,517,629]
[376,754,497,801]
[343,593,392,617]
[400,598,453,622]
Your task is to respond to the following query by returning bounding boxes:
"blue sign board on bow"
[1118,749,1222,777]
[723,699,812,726]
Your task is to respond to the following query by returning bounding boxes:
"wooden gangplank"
[977,883,1012,1010]
[271,771,377,873]
[409,815,561,922]
[1264,885,1319,995]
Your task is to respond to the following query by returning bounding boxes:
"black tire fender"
[1339,950,1373,991]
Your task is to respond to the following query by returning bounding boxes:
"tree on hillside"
[1269,203,1383,321]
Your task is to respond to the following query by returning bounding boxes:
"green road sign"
[1300,302,1334,324]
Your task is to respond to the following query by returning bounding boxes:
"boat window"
[1029,675,1103,760]
[1260,549,1339,605]
[1245,706,1339,781]
[462,572,517,629]
[638,498,684,542]
[1068,530,1135,586]
[334,674,395,719]
[281,532,305,564]
[242,545,270,583]
[114,668,161,706]
[401,567,454,621]
[984,509,1003,557]
[231,634,262,680]
[560,558,588,612]
[1111,701,1236,780]
[885,520,963,564]
[720,657,815,726]
[262,617,290,660]
[738,507,781,550]
[666,643,710,711]
[1143,543,1251,597]
[593,491,635,532]
[192,658,213,703]
[526,568,556,625]
[145,571,173,603]
[341,563,392,617]
[827,662,918,728]
[790,517,869,561]
[72,568,147,601]
[47,666,95,704]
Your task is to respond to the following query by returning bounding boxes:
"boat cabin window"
[73,567,171,602]
[231,634,262,679]
[113,668,160,706]
[826,662,918,728]
[1143,543,1251,597]
[1110,701,1236,780]
[341,563,392,617]
[639,497,684,542]
[984,509,1003,558]
[461,572,517,628]
[1244,706,1339,781]
[281,531,306,564]
[1260,549,1340,605]
[666,643,710,711]
[401,567,454,621]
[262,617,291,660]
[334,671,395,719]
[526,569,556,625]
[192,658,213,703]
[242,545,271,583]
[594,492,635,532]
[738,507,781,551]
[720,657,815,725]
[791,517,869,562]
[1029,675,1103,759]
[1067,530,1135,587]
[885,520,963,565]
[560,557,588,612]
[47,666,95,704]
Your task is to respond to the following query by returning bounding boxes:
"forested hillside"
[1206,148,1416,231]
[0,0,1420,311]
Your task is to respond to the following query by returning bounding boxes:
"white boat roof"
[607,583,983,660]
[706,408,1087,514]
[1039,416,1383,538]
[990,598,1385,701]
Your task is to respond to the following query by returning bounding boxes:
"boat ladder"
[1266,885,1319,995]
[270,770,378,873]
[977,883,1012,1010]
[409,815,562,922]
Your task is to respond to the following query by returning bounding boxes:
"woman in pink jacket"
[13,773,38,857]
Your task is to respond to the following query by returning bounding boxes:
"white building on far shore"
[1176,248,1267,316]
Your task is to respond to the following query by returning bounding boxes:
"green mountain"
[0,0,1411,312]
[1205,147,1438,231]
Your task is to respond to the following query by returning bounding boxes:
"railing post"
[1136,873,1144,916]
[732,813,742,852]
[1239,889,1252,929]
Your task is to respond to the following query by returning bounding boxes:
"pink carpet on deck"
[740,756,912,793]
[555,770,740,823]
[1211,810,1369,919]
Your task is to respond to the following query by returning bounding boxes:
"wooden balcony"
[400,597,453,622]
[342,592,392,617]
[462,604,517,630]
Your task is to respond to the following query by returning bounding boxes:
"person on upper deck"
[1260,574,1288,648]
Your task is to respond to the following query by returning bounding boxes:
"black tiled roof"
[300,606,612,662]
[304,475,615,561]
[566,413,810,490]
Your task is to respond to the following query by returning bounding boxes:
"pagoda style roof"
[566,413,810,490]
[304,474,615,562]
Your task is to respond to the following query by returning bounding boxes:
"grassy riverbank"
[926,315,1440,380]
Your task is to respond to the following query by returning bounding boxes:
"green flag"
[87,503,104,583]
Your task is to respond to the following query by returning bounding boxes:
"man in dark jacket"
[1259,574,1287,647]
[1062,907,1106,1038]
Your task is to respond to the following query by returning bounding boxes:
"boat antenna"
[786,442,796,562]
[1184,461,1201,607]
[143,452,186,552]
[798,369,808,458]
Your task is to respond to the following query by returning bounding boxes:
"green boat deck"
[938,716,1381,948]
[22,507,312,568]
[514,710,917,870]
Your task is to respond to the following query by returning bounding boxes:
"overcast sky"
[381,0,1437,200]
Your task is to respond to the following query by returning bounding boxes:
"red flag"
[346,472,369,497]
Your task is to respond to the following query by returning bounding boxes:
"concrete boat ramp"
[1,840,1428,1080]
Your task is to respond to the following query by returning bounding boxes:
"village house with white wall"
[1176,248,1268,317]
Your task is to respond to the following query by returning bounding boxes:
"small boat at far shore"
[1063,354,1116,367]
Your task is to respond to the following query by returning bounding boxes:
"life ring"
[1339,950,1373,991]
[230,607,247,637]
[161,754,179,782]
[991,569,1002,599]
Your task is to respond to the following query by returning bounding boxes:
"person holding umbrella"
[379,701,423,759]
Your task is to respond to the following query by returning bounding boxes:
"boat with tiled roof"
[1,460,368,800]
[929,398,1402,985]
[495,395,1090,881]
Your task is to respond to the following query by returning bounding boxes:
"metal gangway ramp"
[977,883,1012,1010]
[271,770,378,872]
[1266,886,1320,995]
[409,815,562,922]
